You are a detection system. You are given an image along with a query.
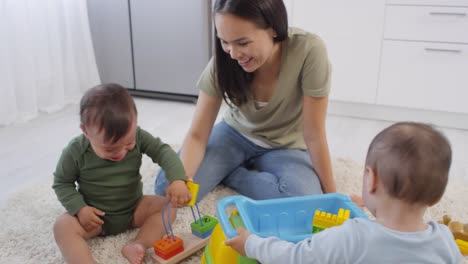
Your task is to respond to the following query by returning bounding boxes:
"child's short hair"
[80,83,137,143]
[365,122,452,205]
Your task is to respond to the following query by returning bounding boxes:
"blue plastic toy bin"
[216,193,368,243]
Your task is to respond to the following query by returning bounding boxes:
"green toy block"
[312,226,325,234]
[191,215,218,235]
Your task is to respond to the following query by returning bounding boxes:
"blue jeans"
[155,121,323,201]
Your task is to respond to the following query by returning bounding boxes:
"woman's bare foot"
[122,242,145,264]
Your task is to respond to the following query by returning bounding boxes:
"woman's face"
[215,13,278,73]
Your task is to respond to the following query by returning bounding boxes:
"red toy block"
[153,236,184,259]
[152,233,210,264]
[155,246,184,260]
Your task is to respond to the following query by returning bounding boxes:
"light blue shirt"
[246,219,463,264]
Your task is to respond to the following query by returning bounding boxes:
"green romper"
[53,127,185,236]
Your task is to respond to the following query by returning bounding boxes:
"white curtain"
[0,0,100,126]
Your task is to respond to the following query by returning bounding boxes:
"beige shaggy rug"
[1,155,467,264]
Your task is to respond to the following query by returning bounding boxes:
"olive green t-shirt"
[52,127,185,216]
[198,27,331,149]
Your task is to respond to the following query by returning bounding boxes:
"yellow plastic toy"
[312,208,350,233]
[202,222,238,264]
[202,210,257,264]
[186,181,199,206]
[456,239,468,256]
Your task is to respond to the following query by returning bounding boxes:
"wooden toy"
[152,233,210,264]
[438,214,468,241]
[438,214,468,255]
[153,201,185,262]
[152,181,217,263]
[153,236,184,260]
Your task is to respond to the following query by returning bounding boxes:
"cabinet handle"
[425,48,462,53]
[429,12,467,17]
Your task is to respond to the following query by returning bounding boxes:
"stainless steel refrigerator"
[87,0,211,102]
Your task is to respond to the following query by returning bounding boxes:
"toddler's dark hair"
[80,83,137,143]
[366,122,452,205]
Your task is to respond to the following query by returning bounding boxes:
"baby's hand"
[225,227,251,256]
[76,206,105,232]
[166,180,191,207]
[350,194,365,210]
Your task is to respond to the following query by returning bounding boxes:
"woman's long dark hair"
[213,0,288,106]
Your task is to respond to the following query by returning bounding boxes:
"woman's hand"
[166,180,192,207]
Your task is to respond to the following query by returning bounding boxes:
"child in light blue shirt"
[226,122,463,263]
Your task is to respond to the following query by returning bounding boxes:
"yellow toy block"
[312,208,350,233]
[186,181,199,206]
[456,239,468,256]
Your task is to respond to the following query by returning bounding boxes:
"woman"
[155,0,335,204]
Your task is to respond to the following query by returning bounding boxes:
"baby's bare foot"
[122,242,145,264]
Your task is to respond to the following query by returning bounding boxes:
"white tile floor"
[1,97,467,205]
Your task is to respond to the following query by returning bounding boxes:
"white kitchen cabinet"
[287,0,468,129]
[378,2,468,115]
[384,5,468,44]
[378,41,468,113]
[291,0,386,104]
